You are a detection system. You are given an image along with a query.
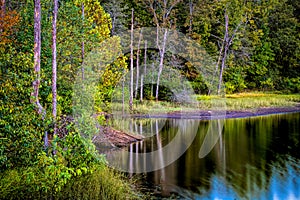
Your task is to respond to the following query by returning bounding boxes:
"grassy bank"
[123,93,300,114]
[197,92,300,110]
[0,157,141,200]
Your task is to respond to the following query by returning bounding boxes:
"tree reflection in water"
[112,113,300,199]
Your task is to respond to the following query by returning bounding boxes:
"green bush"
[284,78,300,93]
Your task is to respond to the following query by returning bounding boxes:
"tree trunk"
[52,0,58,135]
[32,0,46,145]
[218,46,228,95]
[210,32,226,95]
[155,28,168,101]
[188,0,193,36]
[217,13,245,95]
[140,75,143,102]
[151,62,154,98]
[122,74,125,115]
[217,14,229,95]
[140,40,147,102]
[135,30,142,98]
[32,0,44,116]
[81,3,85,80]
[112,15,116,35]
[129,8,134,111]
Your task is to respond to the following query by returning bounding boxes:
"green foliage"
[284,78,300,93]
[0,155,139,199]
[56,0,112,115]
[0,1,138,199]
[1,0,300,198]
[190,75,209,94]
[0,119,138,199]
[224,65,247,94]
[96,56,128,113]
[268,0,300,89]
[0,43,44,170]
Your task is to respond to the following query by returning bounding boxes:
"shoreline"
[130,104,300,120]
[94,105,300,149]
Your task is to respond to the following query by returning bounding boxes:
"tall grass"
[0,163,142,200]
[57,165,141,200]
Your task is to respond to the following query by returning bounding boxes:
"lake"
[108,113,300,199]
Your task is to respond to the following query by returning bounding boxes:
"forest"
[0,0,299,199]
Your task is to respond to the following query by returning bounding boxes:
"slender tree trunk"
[218,47,228,95]
[81,3,85,80]
[135,30,142,98]
[147,0,179,101]
[32,0,46,146]
[216,12,245,95]
[32,0,44,116]
[217,14,229,95]
[140,75,143,102]
[188,0,193,36]
[151,62,154,98]
[209,34,225,95]
[140,40,147,102]
[129,8,134,111]
[122,74,125,115]
[52,0,58,135]
[155,28,168,101]
[112,15,116,35]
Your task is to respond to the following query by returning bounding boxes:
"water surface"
[113,113,300,199]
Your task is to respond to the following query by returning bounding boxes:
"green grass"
[57,165,142,200]
[195,92,300,111]
[111,100,194,115]
[224,92,300,110]
[0,163,142,200]
[111,93,300,114]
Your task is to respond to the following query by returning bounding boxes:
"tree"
[103,0,129,35]
[129,8,134,110]
[216,12,246,94]
[56,0,112,114]
[188,0,194,36]
[140,40,147,102]
[32,0,45,117]
[81,2,85,80]
[145,0,181,101]
[135,29,142,99]
[52,0,58,135]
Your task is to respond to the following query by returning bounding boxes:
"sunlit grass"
[196,92,300,110]
[109,93,300,114]
[111,100,196,115]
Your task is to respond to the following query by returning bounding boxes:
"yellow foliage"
[74,0,111,41]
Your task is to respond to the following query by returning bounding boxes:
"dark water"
[114,113,300,199]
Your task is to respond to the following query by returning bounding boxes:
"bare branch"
[210,34,223,41]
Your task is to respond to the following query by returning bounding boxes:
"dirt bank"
[93,126,144,151]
